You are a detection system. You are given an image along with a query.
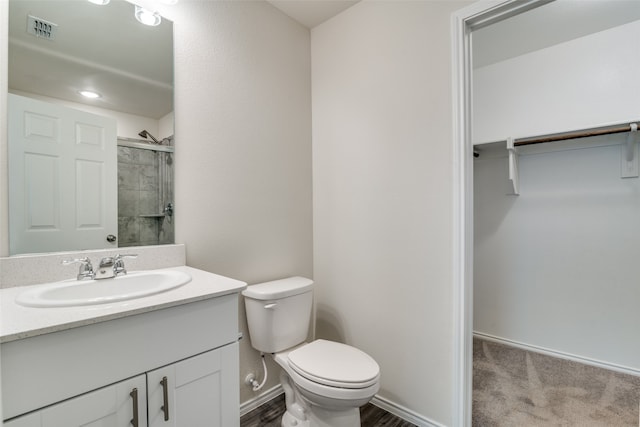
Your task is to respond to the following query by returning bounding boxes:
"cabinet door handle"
[161,376,170,421]
[130,388,139,427]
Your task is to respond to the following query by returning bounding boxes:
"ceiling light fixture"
[87,0,110,5]
[135,5,161,26]
[78,90,101,99]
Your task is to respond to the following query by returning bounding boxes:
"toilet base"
[282,411,310,427]
[279,370,363,427]
[280,404,361,427]
[307,406,361,427]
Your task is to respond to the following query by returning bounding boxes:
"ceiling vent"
[26,15,57,40]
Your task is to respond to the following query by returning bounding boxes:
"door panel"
[3,412,42,427]
[41,375,147,427]
[8,93,117,254]
[147,344,239,427]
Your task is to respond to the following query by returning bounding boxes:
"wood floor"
[240,394,416,427]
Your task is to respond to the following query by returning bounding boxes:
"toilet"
[242,277,380,427]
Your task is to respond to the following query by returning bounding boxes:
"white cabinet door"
[42,375,147,427]
[4,344,239,427]
[3,412,41,427]
[8,93,118,255]
[147,343,239,427]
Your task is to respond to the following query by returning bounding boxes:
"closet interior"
[471,2,640,424]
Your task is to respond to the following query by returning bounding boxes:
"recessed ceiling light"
[79,90,101,99]
[135,5,161,26]
[87,0,110,5]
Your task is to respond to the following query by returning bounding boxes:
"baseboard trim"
[474,332,640,378]
[240,387,443,426]
[370,395,446,427]
[239,384,284,417]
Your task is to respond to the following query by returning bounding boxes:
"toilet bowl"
[242,277,380,427]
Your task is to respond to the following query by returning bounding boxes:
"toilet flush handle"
[264,303,277,309]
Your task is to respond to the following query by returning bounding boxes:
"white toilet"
[242,277,380,427]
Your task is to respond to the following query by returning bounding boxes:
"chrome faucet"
[95,254,138,279]
[114,254,138,276]
[62,257,95,281]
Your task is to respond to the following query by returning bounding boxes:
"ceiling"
[9,0,640,120]
[266,0,360,29]
[473,0,640,68]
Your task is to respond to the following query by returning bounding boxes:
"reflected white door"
[8,94,117,255]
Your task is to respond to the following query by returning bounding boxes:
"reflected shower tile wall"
[137,149,156,165]
[117,146,136,163]
[118,190,139,217]
[139,218,160,245]
[118,164,139,191]
[159,217,174,245]
[140,165,159,191]
[139,190,158,214]
[117,146,161,247]
[118,217,138,246]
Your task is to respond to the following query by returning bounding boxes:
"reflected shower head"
[138,130,160,144]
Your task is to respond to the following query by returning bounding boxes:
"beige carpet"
[473,337,640,426]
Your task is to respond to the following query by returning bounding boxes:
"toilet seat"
[287,340,379,389]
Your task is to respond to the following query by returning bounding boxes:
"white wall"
[168,1,313,405]
[473,19,640,372]
[473,20,640,144]
[158,111,174,140]
[1,0,9,258]
[474,139,640,372]
[312,1,469,425]
[0,0,5,421]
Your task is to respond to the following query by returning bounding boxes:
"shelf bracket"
[621,123,638,178]
[507,137,520,196]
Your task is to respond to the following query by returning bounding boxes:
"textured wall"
[169,1,313,405]
[311,2,469,425]
[473,20,640,144]
[474,137,640,373]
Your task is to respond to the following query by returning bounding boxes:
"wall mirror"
[7,0,174,256]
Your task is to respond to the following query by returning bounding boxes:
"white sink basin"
[15,270,192,308]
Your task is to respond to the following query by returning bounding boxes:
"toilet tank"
[242,277,314,353]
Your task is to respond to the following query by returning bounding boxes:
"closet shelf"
[482,121,640,196]
[512,121,639,147]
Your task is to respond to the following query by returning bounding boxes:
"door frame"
[450,1,553,425]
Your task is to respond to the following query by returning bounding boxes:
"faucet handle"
[114,254,138,276]
[116,254,138,259]
[62,257,94,280]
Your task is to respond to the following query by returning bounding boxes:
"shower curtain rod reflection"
[513,121,639,147]
[117,137,174,153]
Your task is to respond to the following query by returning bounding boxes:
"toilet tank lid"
[242,277,314,300]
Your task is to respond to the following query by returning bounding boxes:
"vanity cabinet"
[4,375,147,427]
[4,344,238,427]
[147,343,239,427]
[2,293,241,427]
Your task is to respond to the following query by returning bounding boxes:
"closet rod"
[514,122,638,147]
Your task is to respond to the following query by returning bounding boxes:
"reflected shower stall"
[117,136,174,247]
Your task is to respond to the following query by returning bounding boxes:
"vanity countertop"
[0,266,247,343]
